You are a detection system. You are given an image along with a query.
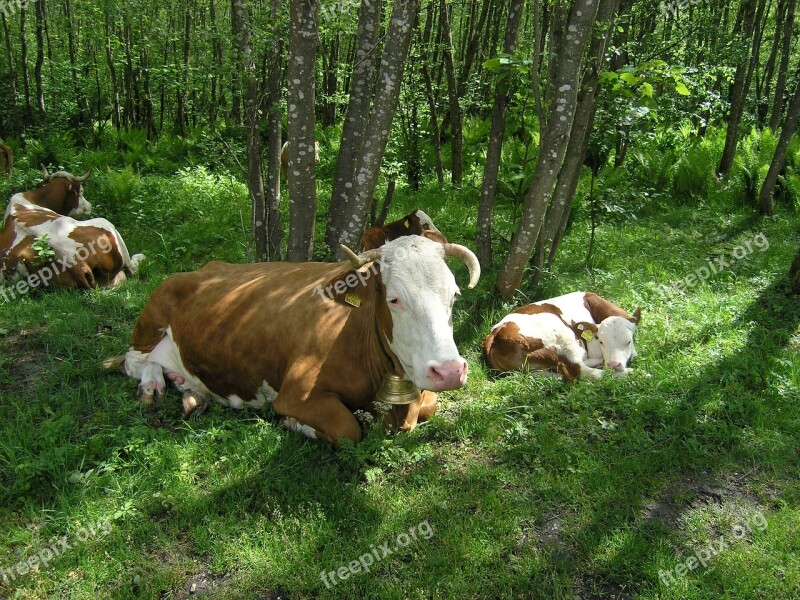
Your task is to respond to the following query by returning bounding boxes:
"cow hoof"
[137,383,162,404]
[182,392,208,419]
[584,368,604,381]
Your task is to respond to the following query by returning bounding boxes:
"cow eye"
[388,298,400,306]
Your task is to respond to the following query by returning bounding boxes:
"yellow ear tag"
[404,219,410,228]
[345,293,361,308]
[581,329,594,342]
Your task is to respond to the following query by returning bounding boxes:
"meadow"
[0,128,799,599]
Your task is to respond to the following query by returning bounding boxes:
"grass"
[0,136,799,599]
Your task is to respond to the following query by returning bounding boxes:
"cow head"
[36,166,92,217]
[343,235,480,392]
[596,309,641,373]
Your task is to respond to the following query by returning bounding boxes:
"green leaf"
[675,81,690,96]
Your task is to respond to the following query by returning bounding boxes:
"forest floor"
[0,162,799,599]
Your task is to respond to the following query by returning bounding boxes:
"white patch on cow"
[253,380,278,408]
[497,313,587,369]
[378,236,471,392]
[69,190,91,217]
[413,209,441,234]
[227,394,245,410]
[281,417,317,440]
[535,292,594,323]
[597,316,637,374]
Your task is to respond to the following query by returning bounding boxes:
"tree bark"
[1,12,19,128]
[176,0,191,136]
[770,0,796,130]
[476,0,525,267]
[759,75,800,215]
[496,0,601,299]
[286,0,318,262]
[265,0,283,261]
[20,7,34,127]
[64,0,89,127]
[34,0,46,122]
[104,9,121,130]
[336,0,420,255]
[439,0,463,185]
[420,1,444,186]
[717,0,758,177]
[326,0,382,252]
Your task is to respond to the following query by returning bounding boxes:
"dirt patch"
[574,573,633,600]
[173,567,228,599]
[0,327,49,390]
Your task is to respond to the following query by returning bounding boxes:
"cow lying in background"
[0,143,12,176]
[280,140,320,178]
[360,209,445,251]
[0,168,144,290]
[105,234,480,444]
[483,303,605,381]
[533,292,641,375]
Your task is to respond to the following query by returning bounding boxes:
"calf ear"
[630,307,642,326]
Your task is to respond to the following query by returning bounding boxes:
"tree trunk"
[322,37,339,127]
[209,0,222,129]
[176,0,191,136]
[770,0,796,130]
[230,0,242,125]
[790,244,800,293]
[440,0,463,185]
[326,0,382,251]
[717,0,758,177]
[265,0,283,261]
[476,0,526,267]
[20,7,33,127]
[104,10,121,130]
[1,12,19,128]
[496,0,601,299]
[65,0,89,127]
[286,0,319,262]
[759,76,800,215]
[757,0,786,124]
[420,2,444,186]
[34,0,46,122]
[335,0,420,255]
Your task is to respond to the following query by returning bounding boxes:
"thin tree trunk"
[440,0,463,185]
[770,0,796,130]
[1,13,19,127]
[420,2,444,186]
[326,0,382,251]
[286,0,318,262]
[230,0,241,124]
[717,0,758,177]
[104,10,121,130]
[65,0,89,126]
[759,76,800,214]
[496,0,601,299]
[34,0,45,122]
[176,0,191,136]
[265,0,283,261]
[758,0,786,124]
[476,0,525,267]
[336,0,420,255]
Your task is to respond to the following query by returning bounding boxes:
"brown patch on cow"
[383,390,437,432]
[569,321,598,348]
[13,208,62,227]
[483,321,581,380]
[360,210,447,251]
[583,292,642,325]
[25,178,81,215]
[512,302,563,316]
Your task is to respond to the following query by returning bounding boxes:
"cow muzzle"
[426,359,468,391]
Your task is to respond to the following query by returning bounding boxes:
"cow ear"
[422,230,448,245]
[630,307,642,325]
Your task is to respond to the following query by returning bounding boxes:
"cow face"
[66,182,91,218]
[376,236,477,392]
[596,316,638,373]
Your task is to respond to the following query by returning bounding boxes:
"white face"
[68,185,91,218]
[379,236,468,392]
[414,210,440,234]
[597,316,637,372]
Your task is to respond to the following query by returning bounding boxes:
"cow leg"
[274,392,362,444]
[182,390,209,419]
[137,362,166,404]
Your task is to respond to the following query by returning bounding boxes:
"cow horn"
[444,243,481,289]
[341,245,381,268]
[73,168,92,183]
[41,164,51,181]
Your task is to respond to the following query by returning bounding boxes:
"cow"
[533,292,641,376]
[360,209,445,251]
[483,303,605,381]
[280,140,320,178]
[0,167,144,291]
[0,143,12,177]
[105,234,481,444]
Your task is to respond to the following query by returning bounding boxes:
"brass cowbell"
[376,372,419,405]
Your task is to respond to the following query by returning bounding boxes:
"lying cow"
[0,168,144,289]
[280,140,320,178]
[483,303,604,381]
[0,143,12,176]
[533,292,641,375]
[105,234,480,444]
[360,209,445,251]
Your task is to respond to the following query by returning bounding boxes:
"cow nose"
[608,359,622,369]
[427,360,468,391]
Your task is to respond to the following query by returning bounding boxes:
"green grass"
[1,144,799,599]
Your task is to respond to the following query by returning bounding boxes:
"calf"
[483,303,604,381]
[534,292,641,375]
[360,209,445,251]
[0,143,12,177]
[280,140,320,178]
[1,168,144,291]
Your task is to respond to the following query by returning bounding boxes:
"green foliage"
[31,234,55,267]
[732,128,779,206]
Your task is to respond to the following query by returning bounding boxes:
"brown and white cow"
[360,209,445,251]
[0,168,144,290]
[483,303,604,381]
[533,292,641,375]
[0,143,12,177]
[106,234,480,444]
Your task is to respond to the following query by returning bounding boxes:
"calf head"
[343,235,480,392]
[596,309,641,372]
